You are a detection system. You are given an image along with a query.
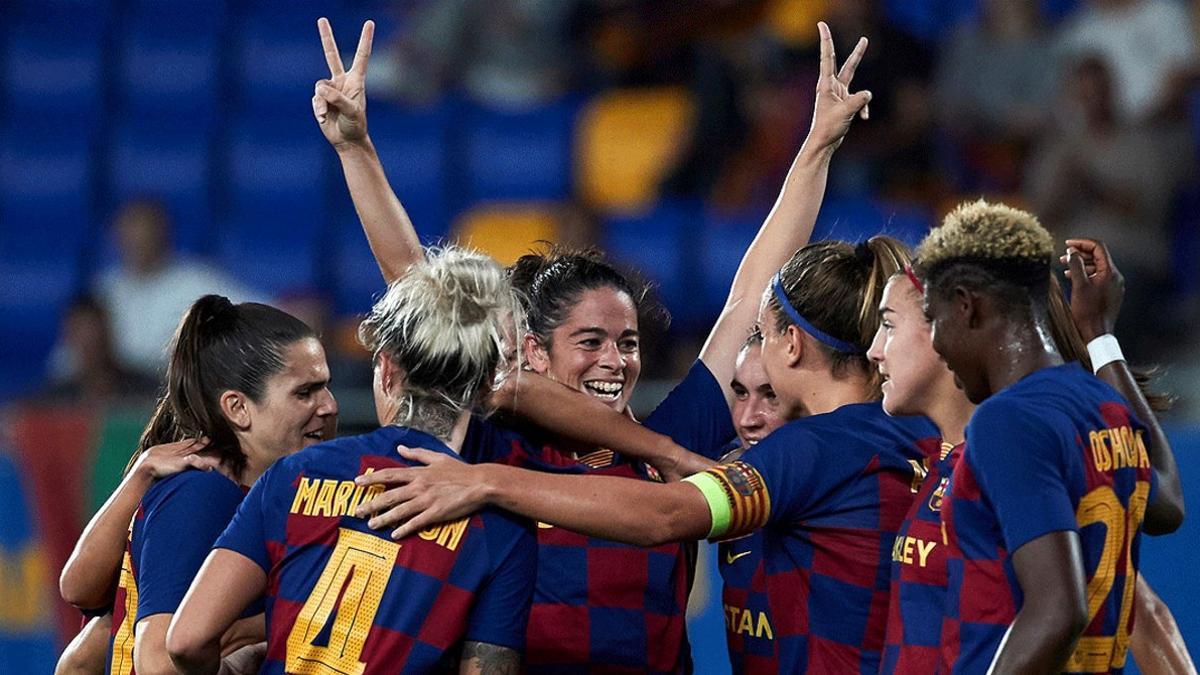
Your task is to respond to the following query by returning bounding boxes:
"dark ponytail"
[126,295,316,478]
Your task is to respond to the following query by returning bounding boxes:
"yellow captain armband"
[684,461,771,540]
[684,472,734,538]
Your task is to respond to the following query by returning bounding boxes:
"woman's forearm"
[60,466,154,609]
[478,464,711,547]
[494,374,713,479]
[335,139,424,283]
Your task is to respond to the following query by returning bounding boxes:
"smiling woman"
[508,247,652,413]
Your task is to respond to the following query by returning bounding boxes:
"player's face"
[244,337,338,461]
[530,287,641,413]
[867,277,952,416]
[731,344,786,446]
[923,289,987,404]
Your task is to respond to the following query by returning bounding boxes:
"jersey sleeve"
[966,399,1078,553]
[213,465,276,573]
[683,427,822,539]
[463,511,537,649]
[134,472,244,620]
[643,360,738,460]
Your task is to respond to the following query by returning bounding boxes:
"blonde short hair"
[358,247,524,435]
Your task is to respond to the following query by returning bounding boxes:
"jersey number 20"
[1067,481,1150,672]
[285,528,400,675]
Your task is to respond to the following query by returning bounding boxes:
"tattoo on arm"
[461,641,519,675]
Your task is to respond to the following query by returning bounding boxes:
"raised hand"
[313,17,375,149]
[808,21,871,152]
[1063,238,1125,343]
[131,438,217,480]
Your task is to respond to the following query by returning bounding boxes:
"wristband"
[1086,334,1124,373]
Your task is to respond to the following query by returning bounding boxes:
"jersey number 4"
[1067,481,1150,673]
[285,528,400,675]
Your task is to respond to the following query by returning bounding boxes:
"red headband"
[903,265,924,294]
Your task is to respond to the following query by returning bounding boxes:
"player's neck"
[924,387,974,446]
[983,317,1063,398]
[443,412,471,455]
[796,371,873,416]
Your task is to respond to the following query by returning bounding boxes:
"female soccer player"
[354,234,940,673]
[871,247,1193,675]
[914,201,1184,673]
[718,332,788,672]
[59,295,337,675]
[167,247,537,674]
[312,17,876,672]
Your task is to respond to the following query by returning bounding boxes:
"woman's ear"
[783,325,806,368]
[523,333,551,375]
[219,391,251,431]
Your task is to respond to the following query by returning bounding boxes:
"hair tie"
[771,272,863,353]
[903,265,925,294]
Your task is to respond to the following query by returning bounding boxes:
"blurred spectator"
[93,200,263,376]
[935,0,1055,192]
[43,295,158,404]
[1025,54,1195,357]
[1055,0,1199,123]
[370,0,580,108]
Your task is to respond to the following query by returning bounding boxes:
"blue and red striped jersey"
[718,529,774,673]
[687,402,938,673]
[108,470,248,675]
[939,363,1156,674]
[460,361,735,673]
[880,441,961,674]
[215,426,536,675]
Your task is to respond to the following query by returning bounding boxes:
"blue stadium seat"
[216,122,329,294]
[0,123,86,398]
[330,218,389,316]
[108,116,214,255]
[233,8,338,115]
[0,126,92,263]
[1,14,105,125]
[457,97,578,203]
[116,3,223,124]
[365,100,453,238]
[602,200,701,329]
[698,208,767,320]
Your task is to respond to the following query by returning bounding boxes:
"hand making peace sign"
[808,21,872,153]
[313,17,374,149]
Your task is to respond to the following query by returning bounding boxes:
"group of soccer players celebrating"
[54,17,1191,675]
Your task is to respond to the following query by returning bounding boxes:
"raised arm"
[698,21,872,399]
[354,446,712,547]
[59,439,214,610]
[490,372,712,480]
[313,18,424,283]
[1064,239,1184,534]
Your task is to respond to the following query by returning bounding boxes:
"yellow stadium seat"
[766,0,828,47]
[454,202,562,266]
[575,88,694,212]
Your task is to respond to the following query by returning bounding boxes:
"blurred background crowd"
[2,0,1199,672]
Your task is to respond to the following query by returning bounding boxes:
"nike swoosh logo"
[725,550,752,564]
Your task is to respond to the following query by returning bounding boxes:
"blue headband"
[771,273,864,354]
